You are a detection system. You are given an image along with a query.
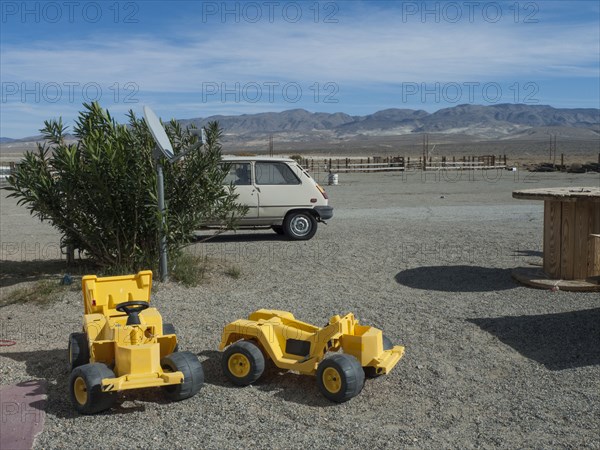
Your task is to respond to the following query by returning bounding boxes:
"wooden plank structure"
[296,154,508,175]
[512,187,600,291]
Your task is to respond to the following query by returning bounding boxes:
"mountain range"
[2,104,599,144]
[178,104,599,141]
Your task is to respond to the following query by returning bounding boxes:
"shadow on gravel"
[197,350,230,388]
[469,307,600,370]
[0,260,68,288]
[0,260,95,288]
[256,371,336,407]
[194,232,287,243]
[197,350,335,407]
[512,249,543,258]
[0,349,163,417]
[395,265,517,292]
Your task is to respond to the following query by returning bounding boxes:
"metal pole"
[157,162,168,282]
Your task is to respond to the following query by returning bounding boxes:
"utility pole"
[269,134,273,157]
[549,134,557,163]
[422,134,429,170]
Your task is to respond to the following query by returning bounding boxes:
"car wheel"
[316,353,365,402]
[222,340,265,386]
[161,351,204,401]
[69,363,116,414]
[283,211,317,240]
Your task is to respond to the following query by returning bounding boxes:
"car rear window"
[255,162,301,185]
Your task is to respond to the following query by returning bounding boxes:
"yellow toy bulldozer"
[219,309,405,402]
[68,270,203,414]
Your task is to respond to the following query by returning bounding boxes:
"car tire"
[317,353,365,402]
[283,211,318,240]
[161,351,204,401]
[69,363,117,414]
[222,340,265,386]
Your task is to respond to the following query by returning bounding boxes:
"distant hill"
[3,105,598,152]
[179,104,599,141]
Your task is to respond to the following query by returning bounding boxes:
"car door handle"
[254,186,261,193]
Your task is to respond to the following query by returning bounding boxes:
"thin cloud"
[1,4,598,136]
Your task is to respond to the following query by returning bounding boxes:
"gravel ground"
[1,169,599,449]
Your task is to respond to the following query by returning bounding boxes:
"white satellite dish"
[142,105,206,282]
[143,105,174,160]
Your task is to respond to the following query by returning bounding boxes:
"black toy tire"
[222,340,265,386]
[69,363,116,414]
[161,351,204,401]
[316,353,365,403]
[68,332,90,370]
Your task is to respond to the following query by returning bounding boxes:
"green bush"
[7,102,247,271]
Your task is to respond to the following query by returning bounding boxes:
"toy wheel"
[161,351,204,401]
[163,323,179,352]
[69,363,116,414]
[283,211,317,240]
[364,335,394,378]
[68,332,89,370]
[271,225,285,235]
[222,340,265,386]
[316,353,365,403]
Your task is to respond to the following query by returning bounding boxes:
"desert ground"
[2,137,599,167]
[1,170,599,449]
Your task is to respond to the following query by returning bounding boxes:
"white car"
[218,156,333,240]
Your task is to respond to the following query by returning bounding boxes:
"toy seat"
[81,271,153,317]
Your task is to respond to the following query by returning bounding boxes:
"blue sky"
[1,0,599,137]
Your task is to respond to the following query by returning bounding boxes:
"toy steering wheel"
[116,301,149,325]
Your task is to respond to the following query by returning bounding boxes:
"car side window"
[223,163,252,185]
[255,162,301,185]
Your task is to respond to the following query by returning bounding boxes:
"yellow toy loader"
[68,271,203,414]
[219,310,405,402]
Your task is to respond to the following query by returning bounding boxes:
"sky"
[1,0,599,138]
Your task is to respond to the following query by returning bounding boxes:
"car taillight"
[316,184,328,199]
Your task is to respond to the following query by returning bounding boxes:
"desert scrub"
[225,265,241,279]
[170,253,209,287]
[6,102,247,272]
